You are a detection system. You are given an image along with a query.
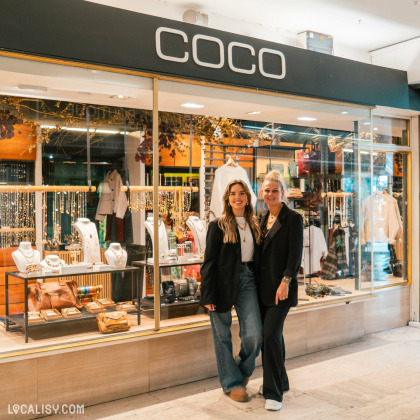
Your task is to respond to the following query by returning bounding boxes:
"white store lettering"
[155,27,286,79]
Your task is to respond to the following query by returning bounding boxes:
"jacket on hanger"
[360,192,400,245]
[209,164,257,220]
[320,226,349,280]
[95,169,128,221]
[301,225,328,274]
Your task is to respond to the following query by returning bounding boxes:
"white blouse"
[236,217,254,262]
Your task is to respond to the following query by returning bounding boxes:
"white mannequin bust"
[104,243,128,269]
[186,216,207,255]
[40,254,65,273]
[12,242,41,273]
[74,218,101,264]
[144,216,169,258]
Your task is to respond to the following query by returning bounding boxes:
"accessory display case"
[5,266,141,342]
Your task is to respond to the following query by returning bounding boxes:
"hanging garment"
[320,227,349,280]
[301,225,328,274]
[360,192,400,245]
[209,164,257,219]
[95,170,128,221]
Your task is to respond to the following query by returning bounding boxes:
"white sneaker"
[265,399,282,411]
[259,385,263,395]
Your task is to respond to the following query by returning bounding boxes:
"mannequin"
[74,218,101,264]
[105,243,128,269]
[144,216,169,258]
[186,216,207,255]
[40,254,66,273]
[12,242,41,273]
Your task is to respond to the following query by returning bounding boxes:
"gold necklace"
[236,220,247,242]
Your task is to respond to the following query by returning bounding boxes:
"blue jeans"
[209,265,263,392]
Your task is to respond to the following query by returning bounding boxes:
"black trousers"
[261,305,290,402]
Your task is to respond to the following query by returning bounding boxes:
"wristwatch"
[282,276,292,285]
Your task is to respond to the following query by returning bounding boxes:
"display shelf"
[133,260,203,310]
[7,306,138,327]
[5,266,141,342]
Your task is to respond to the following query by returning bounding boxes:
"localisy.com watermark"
[8,404,84,415]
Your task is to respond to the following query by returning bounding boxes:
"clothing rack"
[121,186,198,192]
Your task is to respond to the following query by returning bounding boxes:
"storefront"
[0,0,419,412]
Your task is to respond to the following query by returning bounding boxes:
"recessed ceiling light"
[17,84,48,92]
[110,95,130,99]
[181,102,204,108]
[297,116,317,121]
[341,111,348,115]
[363,122,371,125]
[374,127,378,131]
[247,111,261,115]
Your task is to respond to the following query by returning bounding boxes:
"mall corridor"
[47,325,420,420]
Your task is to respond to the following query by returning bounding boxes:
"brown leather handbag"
[28,280,83,312]
[97,311,131,334]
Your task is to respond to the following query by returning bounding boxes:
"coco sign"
[155,27,286,80]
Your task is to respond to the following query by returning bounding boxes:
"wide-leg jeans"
[209,265,263,392]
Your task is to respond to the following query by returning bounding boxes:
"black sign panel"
[0,0,412,109]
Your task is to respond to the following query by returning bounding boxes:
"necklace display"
[186,217,207,253]
[45,258,62,268]
[79,222,100,263]
[110,248,124,266]
[18,247,35,263]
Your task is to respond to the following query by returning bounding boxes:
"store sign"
[155,27,286,80]
[0,0,414,109]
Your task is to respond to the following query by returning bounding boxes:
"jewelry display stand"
[12,242,41,273]
[74,218,101,264]
[105,243,128,268]
[144,216,169,260]
[186,216,207,255]
[40,254,65,274]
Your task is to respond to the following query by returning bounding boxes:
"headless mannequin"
[144,216,169,258]
[12,242,41,273]
[40,254,65,273]
[105,243,128,268]
[186,216,207,255]
[74,218,101,264]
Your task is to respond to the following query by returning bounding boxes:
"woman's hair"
[218,180,261,244]
[262,170,288,201]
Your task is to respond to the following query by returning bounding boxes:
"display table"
[5,266,141,343]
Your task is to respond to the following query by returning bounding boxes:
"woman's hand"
[205,304,216,311]
[275,282,289,305]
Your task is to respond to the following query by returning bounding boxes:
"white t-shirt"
[236,217,253,262]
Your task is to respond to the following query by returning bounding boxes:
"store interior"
[0,61,411,353]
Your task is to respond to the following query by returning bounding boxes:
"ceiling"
[87,0,420,57]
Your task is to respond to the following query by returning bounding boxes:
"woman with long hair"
[200,179,262,402]
[257,170,303,411]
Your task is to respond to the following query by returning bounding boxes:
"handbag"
[287,188,303,199]
[28,280,83,312]
[97,311,131,334]
[297,140,321,176]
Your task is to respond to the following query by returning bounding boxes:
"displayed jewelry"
[18,247,35,263]
[74,219,101,263]
[110,247,124,266]
[186,216,207,254]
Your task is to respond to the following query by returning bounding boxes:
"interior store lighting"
[40,125,128,134]
[110,95,131,99]
[297,116,317,121]
[181,102,205,108]
[340,111,349,115]
[246,111,261,115]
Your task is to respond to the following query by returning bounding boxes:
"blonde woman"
[257,170,303,411]
[200,180,262,403]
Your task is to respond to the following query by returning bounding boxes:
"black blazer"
[200,219,256,313]
[256,204,303,308]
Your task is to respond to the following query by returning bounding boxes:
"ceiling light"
[343,149,354,153]
[363,122,371,125]
[181,102,204,108]
[110,95,130,99]
[297,116,317,121]
[341,111,348,115]
[374,127,378,131]
[247,111,261,115]
[17,84,48,92]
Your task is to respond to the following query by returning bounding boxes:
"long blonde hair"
[218,180,261,244]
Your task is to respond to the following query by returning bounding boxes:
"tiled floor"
[47,325,420,420]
